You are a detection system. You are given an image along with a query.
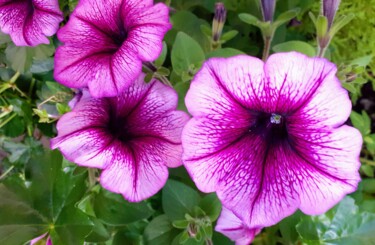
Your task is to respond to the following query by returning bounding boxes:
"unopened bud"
[321,0,341,28]
[187,223,198,238]
[212,2,226,42]
[260,0,276,22]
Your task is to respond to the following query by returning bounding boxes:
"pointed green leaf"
[296,197,375,245]
[162,180,200,221]
[171,32,205,76]
[272,41,316,57]
[94,189,154,226]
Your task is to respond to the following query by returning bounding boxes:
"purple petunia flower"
[216,207,261,245]
[182,52,362,230]
[54,0,172,98]
[0,0,63,46]
[51,74,189,202]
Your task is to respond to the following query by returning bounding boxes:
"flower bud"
[212,2,227,42]
[260,0,276,22]
[322,0,341,28]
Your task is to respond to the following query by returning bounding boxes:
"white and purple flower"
[182,52,362,234]
[54,0,171,98]
[0,0,63,46]
[51,74,189,202]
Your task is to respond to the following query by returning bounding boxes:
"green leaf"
[350,55,373,67]
[273,8,300,28]
[5,44,33,73]
[315,15,328,39]
[144,215,177,245]
[238,13,260,26]
[162,180,200,221]
[272,41,316,57]
[206,48,245,59]
[350,111,371,136]
[5,43,55,73]
[155,42,168,67]
[169,11,211,52]
[329,14,355,37]
[296,197,375,244]
[2,114,25,137]
[50,205,94,245]
[173,220,190,229]
[27,150,88,219]
[278,211,303,244]
[84,217,110,242]
[364,134,375,154]
[174,81,190,112]
[220,30,239,42]
[0,179,48,245]
[200,25,212,37]
[362,179,375,194]
[360,165,374,178]
[94,189,154,226]
[171,32,205,76]
[1,150,94,245]
[199,193,221,221]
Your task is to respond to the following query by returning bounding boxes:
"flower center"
[251,112,288,143]
[113,28,128,47]
[107,106,132,143]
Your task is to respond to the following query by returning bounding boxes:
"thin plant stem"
[12,85,30,99]
[28,78,36,98]
[9,71,20,83]
[0,166,15,181]
[0,113,17,128]
[262,36,272,61]
[37,96,56,110]
[88,168,97,187]
[317,46,327,58]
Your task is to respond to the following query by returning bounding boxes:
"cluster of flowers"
[0,0,362,244]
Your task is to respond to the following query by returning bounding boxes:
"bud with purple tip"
[322,0,341,28]
[212,2,227,43]
[260,0,276,22]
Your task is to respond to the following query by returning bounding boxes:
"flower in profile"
[51,74,189,202]
[216,207,261,245]
[0,0,63,46]
[182,52,361,230]
[54,0,171,98]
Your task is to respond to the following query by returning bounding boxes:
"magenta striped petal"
[0,0,63,46]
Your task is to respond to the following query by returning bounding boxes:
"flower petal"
[289,67,351,128]
[123,79,189,145]
[185,55,265,117]
[216,207,261,245]
[51,128,113,169]
[125,3,172,60]
[100,138,170,202]
[50,91,111,168]
[0,0,63,46]
[288,125,362,215]
[264,52,337,114]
